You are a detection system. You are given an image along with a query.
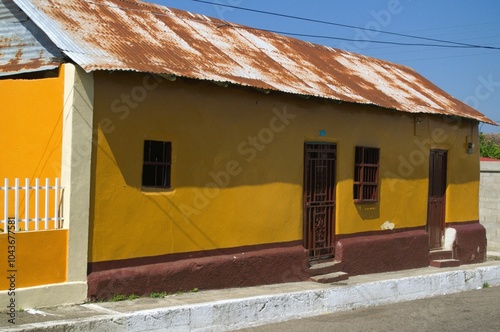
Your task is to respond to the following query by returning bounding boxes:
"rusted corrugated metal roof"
[0,0,63,76]
[7,0,496,125]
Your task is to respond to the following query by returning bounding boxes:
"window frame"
[141,140,172,190]
[353,146,380,203]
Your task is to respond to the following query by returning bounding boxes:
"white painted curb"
[5,265,500,332]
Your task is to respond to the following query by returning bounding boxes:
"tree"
[480,133,500,159]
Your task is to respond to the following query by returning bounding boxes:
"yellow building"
[1,0,496,305]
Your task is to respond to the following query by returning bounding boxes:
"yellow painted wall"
[89,71,480,263]
[0,229,68,289]
[445,121,480,222]
[0,72,64,180]
[0,71,65,221]
[0,69,67,288]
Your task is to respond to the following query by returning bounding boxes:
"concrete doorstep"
[2,259,500,332]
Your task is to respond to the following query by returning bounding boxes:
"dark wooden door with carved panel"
[427,149,447,249]
[303,143,336,260]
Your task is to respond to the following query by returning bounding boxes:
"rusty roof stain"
[4,0,496,125]
[0,0,64,75]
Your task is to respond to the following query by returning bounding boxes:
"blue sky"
[152,0,500,133]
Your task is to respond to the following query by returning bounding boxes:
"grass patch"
[150,291,168,299]
[483,282,490,288]
[109,294,140,302]
[151,288,199,298]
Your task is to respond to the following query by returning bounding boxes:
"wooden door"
[427,150,447,249]
[303,143,336,260]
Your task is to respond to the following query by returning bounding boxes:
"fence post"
[25,178,29,231]
[35,178,40,231]
[3,178,7,232]
[55,178,60,229]
[14,178,19,231]
[44,178,50,230]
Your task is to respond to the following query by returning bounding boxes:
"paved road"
[238,286,500,332]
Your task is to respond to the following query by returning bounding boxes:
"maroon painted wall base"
[448,222,486,264]
[335,230,429,276]
[87,244,309,301]
[86,223,486,300]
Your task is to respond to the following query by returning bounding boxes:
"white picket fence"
[1,178,64,232]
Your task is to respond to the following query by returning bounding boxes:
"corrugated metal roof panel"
[0,0,63,76]
[9,0,496,125]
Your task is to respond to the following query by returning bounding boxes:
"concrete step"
[308,260,344,277]
[430,259,461,268]
[310,272,349,283]
[429,249,453,261]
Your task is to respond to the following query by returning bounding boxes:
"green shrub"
[480,133,500,159]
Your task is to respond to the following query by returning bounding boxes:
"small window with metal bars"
[353,146,380,203]
[142,140,171,189]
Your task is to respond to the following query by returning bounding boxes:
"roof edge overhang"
[0,64,60,77]
[86,66,499,126]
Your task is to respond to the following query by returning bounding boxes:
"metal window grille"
[142,140,172,188]
[353,146,380,203]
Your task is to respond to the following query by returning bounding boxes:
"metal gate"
[427,149,447,249]
[303,143,336,260]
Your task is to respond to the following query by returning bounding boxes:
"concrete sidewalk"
[3,255,500,332]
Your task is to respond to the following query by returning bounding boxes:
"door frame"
[426,149,448,249]
[303,142,337,260]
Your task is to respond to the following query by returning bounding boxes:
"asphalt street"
[238,285,500,332]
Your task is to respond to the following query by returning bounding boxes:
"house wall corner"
[61,63,94,296]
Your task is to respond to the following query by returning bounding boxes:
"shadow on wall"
[355,203,380,220]
[88,71,474,193]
